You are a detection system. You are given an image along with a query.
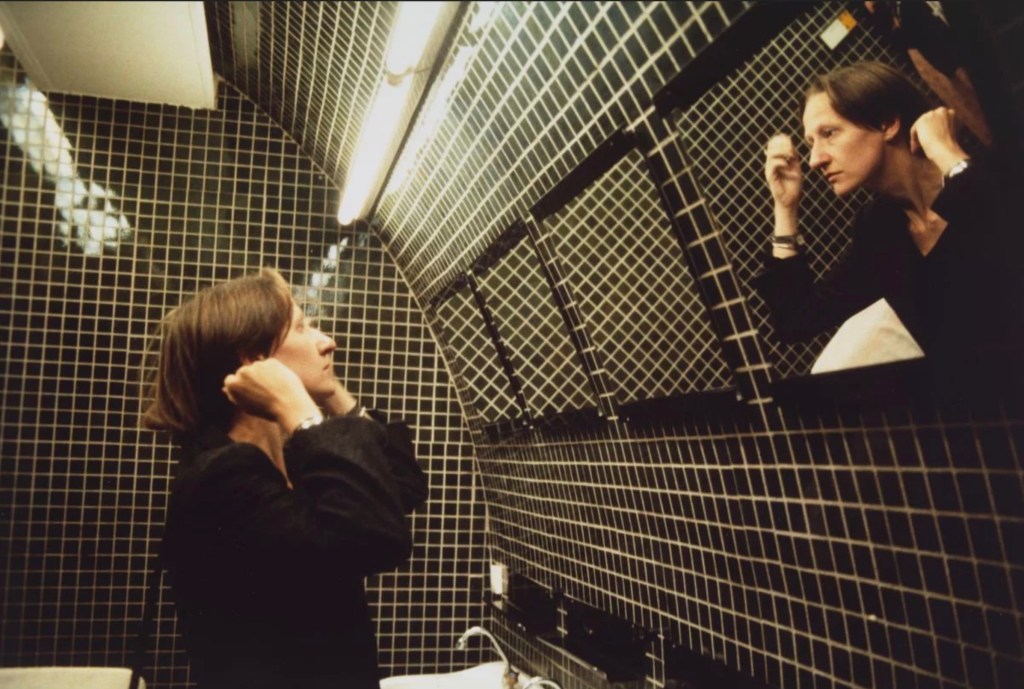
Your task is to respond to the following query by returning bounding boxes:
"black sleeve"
[931,153,1008,248]
[750,209,884,342]
[282,415,426,572]
[925,154,1024,359]
[340,405,428,513]
[370,413,430,514]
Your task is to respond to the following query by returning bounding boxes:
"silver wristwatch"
[292,412,325,436]
[944,158,970,182]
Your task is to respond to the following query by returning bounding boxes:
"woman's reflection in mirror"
[752,60,1023,388]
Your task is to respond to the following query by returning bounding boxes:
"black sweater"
[753,156,1024,376]
[160,413,428,689]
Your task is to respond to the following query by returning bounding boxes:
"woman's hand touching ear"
[223,358,320,432]
[910,107,969,175]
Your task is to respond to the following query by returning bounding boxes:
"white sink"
[380,661,508,688]
[0,667,144,689]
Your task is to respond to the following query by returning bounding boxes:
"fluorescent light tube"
[337,77,413,225]
[384,1,445,77]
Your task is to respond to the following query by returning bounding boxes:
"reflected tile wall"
[0,51,486,687]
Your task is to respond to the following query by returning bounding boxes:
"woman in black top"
[142,268,427,689]
[754,61,1022,379]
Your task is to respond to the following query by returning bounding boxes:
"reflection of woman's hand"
[765,133,803,209]
[910,107,969,174]
[223,358,318,427]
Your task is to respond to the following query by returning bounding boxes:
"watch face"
[946,160,969,179]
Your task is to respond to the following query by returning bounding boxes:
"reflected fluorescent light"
[468,1,498,33]
[385,1,445,77]
[0,81,132,255]
[337,77,413,225]
[0,23,5,51]
[303,237,350,304]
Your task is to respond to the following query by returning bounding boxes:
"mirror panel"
[539,147,733,408]
[431,280,525,429]
[672,3,910,380]
[474,226,598,420]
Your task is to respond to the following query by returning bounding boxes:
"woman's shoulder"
[172,436,278,497]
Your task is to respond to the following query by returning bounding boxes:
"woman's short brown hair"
[142,268,294,436]
[805,61,931,142]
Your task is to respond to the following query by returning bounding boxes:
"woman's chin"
[311,386,337,406]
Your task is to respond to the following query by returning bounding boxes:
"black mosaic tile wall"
[378,1,747,302]
[364,2,1024,689]
[0,50,486,687]
[203,1,397,188]
[3,3,1022,689]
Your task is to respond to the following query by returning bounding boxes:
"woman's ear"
[881,117,901,143]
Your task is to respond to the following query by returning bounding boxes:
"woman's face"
[802,92,890,196]
[272,302,338,402]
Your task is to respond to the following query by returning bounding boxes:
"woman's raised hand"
[321,378,360,417]
[223,358,318,426]
[910,107,969,175]
[765,133,803,209]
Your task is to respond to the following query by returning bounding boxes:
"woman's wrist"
[930,144,969,177]
[773,204,799,236]
[276,402,323,437]
[322,383,359,416]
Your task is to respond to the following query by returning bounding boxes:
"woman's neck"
[875,147,945,218]
[874,147,948,254]
[228,412,291,486]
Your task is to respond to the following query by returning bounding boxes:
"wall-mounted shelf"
[551,597,653,685]
[616,388,740,426]
[665,642,775,689]
[488,572,559,640]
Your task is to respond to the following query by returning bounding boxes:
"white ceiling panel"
[0,1,216,109]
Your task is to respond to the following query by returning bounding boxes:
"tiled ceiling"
[201,1,754,312]
[204,1,398,189]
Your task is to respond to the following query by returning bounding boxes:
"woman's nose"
[317,331,337,354]
[808,143,828,169]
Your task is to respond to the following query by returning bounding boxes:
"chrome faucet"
[455,625,512,674]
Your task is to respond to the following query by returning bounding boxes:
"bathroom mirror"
[531,130,735,419]
[428,274,530,441]
[672,3,898,381]
[666,2,1022,400]
[469,221,600,426]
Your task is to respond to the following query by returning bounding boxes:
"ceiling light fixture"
[385,1,501,196]
[385,2,446,78]
[337,77,413,225]
[337,1,448,225]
